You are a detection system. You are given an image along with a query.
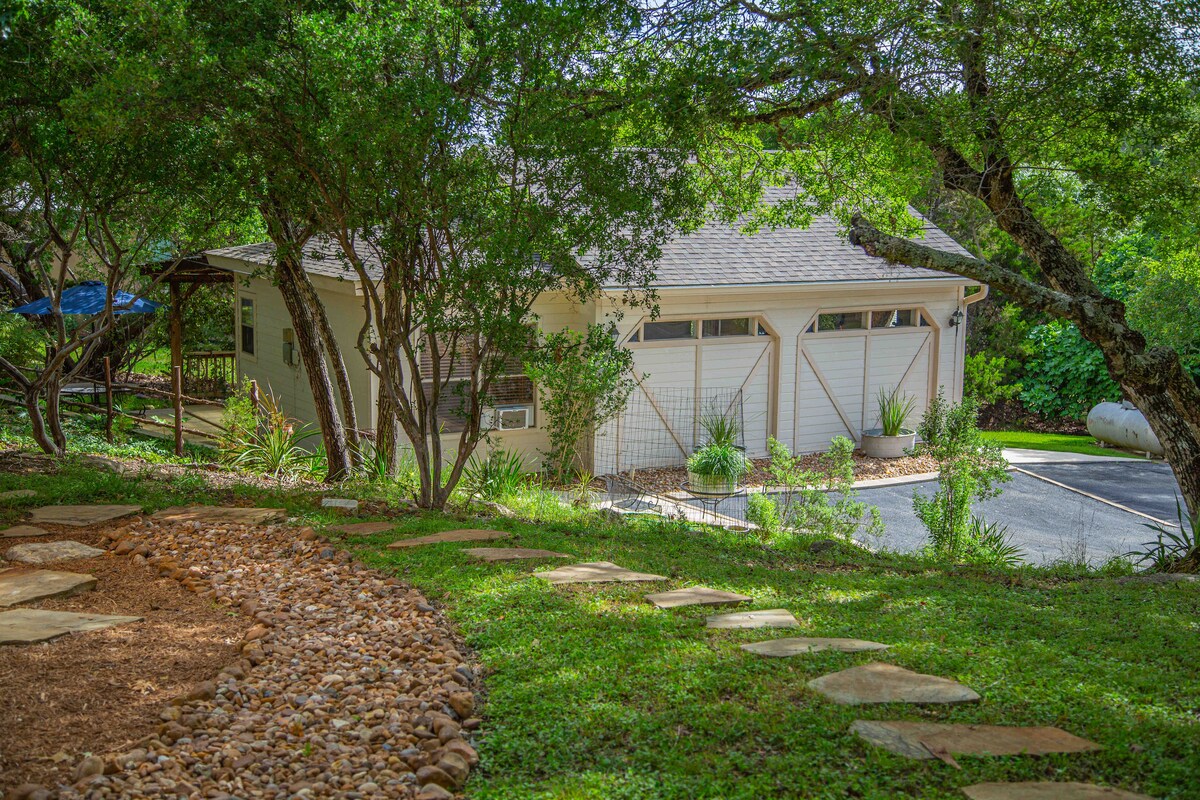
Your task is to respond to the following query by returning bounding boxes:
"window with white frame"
[806,308,929,334]
[418,336,535,433]
[239,297,256,356]
[629,316,770,344]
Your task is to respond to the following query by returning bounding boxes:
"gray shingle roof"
[206,189,974,288]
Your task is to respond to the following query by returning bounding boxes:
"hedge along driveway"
[345,514,1200,800]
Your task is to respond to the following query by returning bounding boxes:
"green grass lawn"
[982,430,1141,459]
[341,515,1199,800]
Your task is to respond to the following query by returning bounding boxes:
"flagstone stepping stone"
[741,637,890,657]
[1,525,50,539]
[850,720,1100,760]
[808,663,980,705]
[0,608,142,644]
[321,497,359,511]
[706,608,801,629]
[330,521,397,536]
[962,782,1154,800]
[4,540,105,565]
[533,561,668,584]
[465,547,571,562]
[646,587,752,609]
[151,506,287,525]
[29,504,142,527]
[0,570,97,607]
[0,489,37,501]
[388,529,512,549]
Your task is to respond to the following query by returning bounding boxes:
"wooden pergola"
[143,254,236,384]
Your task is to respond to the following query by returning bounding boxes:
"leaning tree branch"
[847,213,1076,318]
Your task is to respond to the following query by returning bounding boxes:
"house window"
[702,317,751,337]
[418,335,535,433]
[643,320,696,341]
[870,309,916,329]
[239,297,256,355]
[813,312,866,332]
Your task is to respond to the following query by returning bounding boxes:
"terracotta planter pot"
[860,428,917,459]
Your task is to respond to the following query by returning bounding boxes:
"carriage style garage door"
[600,315,777,471]
[795,307,939,453]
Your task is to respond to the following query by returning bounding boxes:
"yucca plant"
[877,387,918,437]
[968,515,1025,567]
[1128,496,1199,573]
[230,421,320,479]
[461,448,527,501]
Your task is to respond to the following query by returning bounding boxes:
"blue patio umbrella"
[8,280,162,316]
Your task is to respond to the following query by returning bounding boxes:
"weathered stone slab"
[741,637,890,657]
[330,521,397,536]
[0,608,142,644]
[321,498,359,511]
[851,720,1100,760]
[808,663,980,705]
[1,525,51,539]
[0,489,37,501]
[4,540,105,565]
[29,504,142,527]
[962,782,1153,800]
[0,570,97,607]
[646,587,752,609]
[533,561,667,584]
[1115,572,1198,585]
[151,506,286,525]
[706,608,800,629]
[465,547,571,562]
[389,528,513,549]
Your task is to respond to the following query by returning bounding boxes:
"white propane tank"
[1086,401,1164,456]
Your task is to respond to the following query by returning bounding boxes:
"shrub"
[746,492,781,535]
[686,442,750,480]
[1020,321,1120,419]
[767,435,883,541]
[223,388,322,480]
[524,325,636,484]
[963,353,1021,405]
[913,396,1010,559]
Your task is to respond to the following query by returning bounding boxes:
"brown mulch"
[0,523,247,793]
[622,450,939,495]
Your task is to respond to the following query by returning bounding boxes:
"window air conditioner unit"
[482,405,532,431]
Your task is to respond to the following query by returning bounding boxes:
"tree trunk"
[303,274,360,461]
[274,254,354,482]
[375,389,400,478]
[24,386,61,456]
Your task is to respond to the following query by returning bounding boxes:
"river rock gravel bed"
[35,516,480,800]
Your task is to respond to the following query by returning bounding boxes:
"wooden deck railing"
[183,351,236,397]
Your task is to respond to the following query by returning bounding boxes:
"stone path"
[0,489,37,500]
[645,587,751,609]
[706,608,800,629]
[151,506,287,525]
[962,782,1154,799]
[388,528,511,549]
[464,547,571,562]
[330,521,398,536]
[1,524,50,538]
[741,637,889,656]
[0,608,141,644]
[0,569,97,606]
[808,663,980,705]
[534,561,667,584]
[321,497,359,511]
[4,540,105,565]
[850,720,1100,759]
[28,504,142,526]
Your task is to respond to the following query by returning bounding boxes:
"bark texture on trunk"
[274,252,353,482]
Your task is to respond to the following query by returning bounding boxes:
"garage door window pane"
[816,312,865,331]
[702,317,751,337]
[643,320,695,340]
[871,309,915,328]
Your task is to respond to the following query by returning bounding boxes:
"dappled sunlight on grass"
[347,510,1199,799]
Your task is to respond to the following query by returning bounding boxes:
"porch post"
[169,280,183,380]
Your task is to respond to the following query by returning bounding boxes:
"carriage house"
[205,191,980,474]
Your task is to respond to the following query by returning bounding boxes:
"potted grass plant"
[687,441,750,493]
[861,387,918,458]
